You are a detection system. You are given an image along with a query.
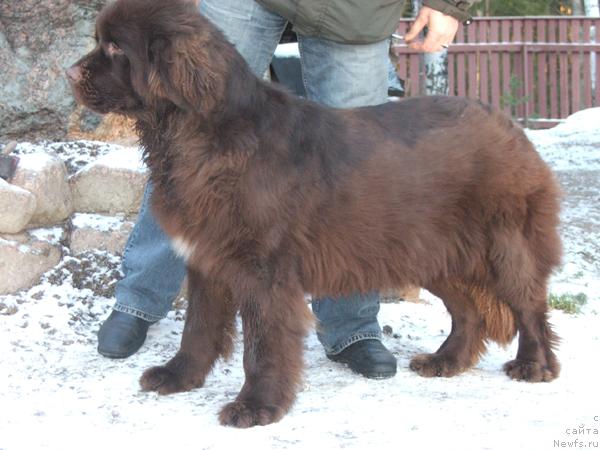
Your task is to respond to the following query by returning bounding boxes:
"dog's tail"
[467,284,517,346]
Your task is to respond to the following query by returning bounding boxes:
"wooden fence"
[393,17,600,126]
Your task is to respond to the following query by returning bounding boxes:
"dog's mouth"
[65,64,92,109]
[67,83,109,114]
[67,80,85,106]
[66,77,129,115]
[66,67,145,115]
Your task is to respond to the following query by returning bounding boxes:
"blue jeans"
[114,0,389,355]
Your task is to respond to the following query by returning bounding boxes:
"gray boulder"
[0,0,105,141]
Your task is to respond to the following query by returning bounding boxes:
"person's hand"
[404,6,459,53]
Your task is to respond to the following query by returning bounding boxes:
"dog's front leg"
[140,269,237,394]
[218,277,313,428]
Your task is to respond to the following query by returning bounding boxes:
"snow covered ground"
[1,109,599,450]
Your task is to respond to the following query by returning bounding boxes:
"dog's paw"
[503,359,557,382]
[218,401,284,428]
[409,353,465,378]
[139,365,201,394]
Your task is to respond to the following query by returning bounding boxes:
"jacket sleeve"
[422,0,478,22]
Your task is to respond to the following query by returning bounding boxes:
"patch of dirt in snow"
[42,251,123,299]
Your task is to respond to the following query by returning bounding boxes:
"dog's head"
[67,0,226,115]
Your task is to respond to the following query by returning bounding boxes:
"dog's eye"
[107,42,124,57]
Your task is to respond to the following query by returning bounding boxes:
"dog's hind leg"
[409,281,488,377]
[493,260,560,382]
[218,275,313,428]
[502,306,560,382]
[140,270,237,394]
[490,223,561,382]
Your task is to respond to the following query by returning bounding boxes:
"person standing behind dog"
[97,0,476,378]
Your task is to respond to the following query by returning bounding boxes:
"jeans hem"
[113,303,164,323]
[325,332,382,356]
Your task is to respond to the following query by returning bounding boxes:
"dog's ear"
[142,32,219,112]
[115,0,229,113]
[126,37,153,103]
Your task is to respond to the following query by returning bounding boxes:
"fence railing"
[393,17,600,126]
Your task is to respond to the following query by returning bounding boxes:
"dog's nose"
[66,65,82,82]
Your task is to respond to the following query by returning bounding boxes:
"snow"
[16,152,56,171]
[71,213,129,232]
[14,140,144,175]
[28,227,65,245]
[274,42,300,59]
[1,110,600,449]
[526,108,600,171]
[90,146,146,171]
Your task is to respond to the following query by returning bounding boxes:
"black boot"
[97,310,153,358]
[327,339,397,379]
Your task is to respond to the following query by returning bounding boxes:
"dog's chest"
[170,235,197,262]
[154,191,238,274]
[150,157,251,268]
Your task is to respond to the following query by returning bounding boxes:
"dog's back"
[293,96,560,295]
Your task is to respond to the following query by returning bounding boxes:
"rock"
[0,0,105,141]
[0,178,36,233]
[0,233,62,295]
[70,146,148,214]
[69,213,134,255]
[78,108,104,133]
[11,152,73,226]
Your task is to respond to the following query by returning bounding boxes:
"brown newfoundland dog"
[67,0,562,427]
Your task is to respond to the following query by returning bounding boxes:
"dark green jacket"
[256,0,476,44]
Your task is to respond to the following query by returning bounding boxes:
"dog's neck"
[133,17,305,182]
[135,53,292,155]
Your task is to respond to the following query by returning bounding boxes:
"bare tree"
[411,0,449,95]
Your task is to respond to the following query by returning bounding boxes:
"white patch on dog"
[171,236,196,261]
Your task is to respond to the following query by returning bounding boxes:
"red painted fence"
[393,17,600,126]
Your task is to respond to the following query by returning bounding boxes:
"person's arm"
[405,0,477,53]
[423,0,473,23]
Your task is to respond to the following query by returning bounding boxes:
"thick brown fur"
[68,0,562,427]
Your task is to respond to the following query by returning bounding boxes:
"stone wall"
[0,142,147,294]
